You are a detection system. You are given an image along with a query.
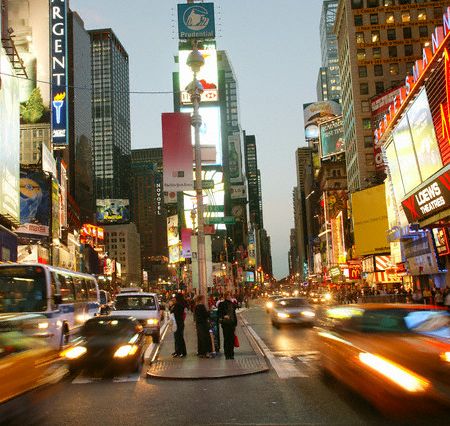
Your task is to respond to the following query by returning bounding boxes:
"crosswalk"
[71,372,141,384]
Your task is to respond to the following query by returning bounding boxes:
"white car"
[110,292,163,343]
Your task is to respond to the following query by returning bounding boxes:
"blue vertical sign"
[177,2,215,40]
[50,0,68,145]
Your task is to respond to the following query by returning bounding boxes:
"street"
[19,301,406,426]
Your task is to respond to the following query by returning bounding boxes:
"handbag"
[170,313,177,333]
[234,334,240,348]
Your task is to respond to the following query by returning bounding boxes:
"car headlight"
[62,346,87,360]
[277,312,290,318]
[38,321,49,329]
[266,302,274,309]
[440,352,450,362]
[359,352,429,393]
[114,344,138,358]
[301,311,315,318]
[324,293,332,301]
[147,318,159,325]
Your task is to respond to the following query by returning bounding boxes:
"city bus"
[0,263,99,348]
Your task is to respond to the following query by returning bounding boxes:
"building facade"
[244,133,263,229]
[90,28,131,200]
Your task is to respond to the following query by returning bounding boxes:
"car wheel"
[152,331,160,344]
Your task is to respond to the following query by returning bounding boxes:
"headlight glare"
[266,302,274,309]
[114,344,138,358]
[277,312,290,318]
[63,346,87,360]
[147,318,159,325]
[301,310,315,318]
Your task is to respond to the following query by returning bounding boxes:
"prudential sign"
[177,3,215,40]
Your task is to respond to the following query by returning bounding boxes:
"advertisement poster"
[167,215,179,247]
[432,227,450,256]
[169,244,181,264]
[16,170,50,236]
[303,101,341,140]
[96,199,130,224]
[59,162,67,228]
[319,116,344,158]
[162,113,194,192]
[228,132,243,183]
[51,178,60,239]
[177,2,215,39]
[181,228,192,259]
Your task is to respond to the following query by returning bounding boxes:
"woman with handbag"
[218,292,238,360]
[171,293,187,358]
[194,295,212,358]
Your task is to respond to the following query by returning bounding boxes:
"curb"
[145,317,171,363]
[237,312,266,359]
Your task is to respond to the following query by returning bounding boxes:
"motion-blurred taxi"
[265,294,282,313]
[317,304,450,415]
[0,314,59,420]
[271,297,315,327]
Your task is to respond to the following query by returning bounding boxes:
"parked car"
[271,297,315,327]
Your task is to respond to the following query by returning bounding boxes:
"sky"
[70,0,323,279]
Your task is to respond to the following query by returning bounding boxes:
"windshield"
[0,266,47,313]
[82,318,134,336]
[276,298,308,308]
[115,295,156,311]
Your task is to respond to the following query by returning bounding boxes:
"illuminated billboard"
[96,199,130,224]
[179,48,218,104]
[177,2,215,40]
[180,105,222,165]
[319,116,344,159]
[167,215,179,247]
[303,101,341,140]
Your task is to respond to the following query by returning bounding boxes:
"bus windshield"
[0,266,47,313]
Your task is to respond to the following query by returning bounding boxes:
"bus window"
[58,274,75,303]
[50,272,58,310]
[73,277,88,301]
[87,280,97,301]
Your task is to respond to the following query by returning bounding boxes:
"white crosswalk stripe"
[72,373,141,384]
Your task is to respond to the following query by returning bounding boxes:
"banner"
[167,215,179,247]
[162,113,193,191]
[59,162,67,228]
[51,178,60,239]
[228,133,243,183]
[181,228,192,259]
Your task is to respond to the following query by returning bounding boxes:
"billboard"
[303,101,341,140]
[180,105,222,165]
[96,199,130,224]
[162,113,193,192]
[179,48,218,104]
[181,228,192,259]
[228,132,243,183]
[167,215,179,247]
[16,170,50,236]
[59,162,67,228]
[50,0,68,145]
[319,116,344,159]
[432,227,450,256]
[177,2,215,40]
[352,184,389,256]
[0,48,20,224]
[51,178,60,239]
[42,143,57,177]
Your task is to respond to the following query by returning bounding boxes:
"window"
[365,153,375,166]
[360,83,369,95]
[403,27,412,39]
[374,64,383,76]
[402,11,410,23]
[357,49,366,60]
[370,14,379,25]
[373,47,381,59]
[386,13,394,24]
[404,44,413,56]
[388,63,399,76]
[354,15,363,26]
[58,274,75,303]
[417,9,426,21]
[434,7,442,20]
[388,46,397,57]
[73,277,88,301]
[372,31,380,43]
[375,81,385,94]
[367,0,379,7]
[359,66,368,77]
[356,32,365,44]
[87,280,97,301]
[387,28,396,40]
[364,136,373,148]
[351,0,363,9]
[383,0,394,5]
[419,26,428,38]
[361,100,370,113]
[363,118,372,130]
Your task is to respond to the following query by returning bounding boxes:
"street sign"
[202,180,214,189]
[204,216,236,225]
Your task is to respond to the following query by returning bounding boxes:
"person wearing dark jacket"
[171,293,187,358]
[194,295,211,358]
[218,292,238,360]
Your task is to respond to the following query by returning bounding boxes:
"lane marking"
[72,373,141,384]
[144,316,170,361]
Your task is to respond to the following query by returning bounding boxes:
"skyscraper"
[335,0,445,192]
[89,28,131,200]
[244,133,263,229]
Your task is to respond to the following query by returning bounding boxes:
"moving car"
[62,316,146,375]
[111,292,163,343]
[265,294,282,313]
[317,304,450,415]
[271,297,315,327]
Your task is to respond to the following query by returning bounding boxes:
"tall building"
[130,148,168,285]
[89,28,131,200]
[317,0,341,101]
[244,133,263,229]
[67,11,94,224]
[335,0,446,192]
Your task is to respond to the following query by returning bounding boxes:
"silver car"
[271,297,315,328]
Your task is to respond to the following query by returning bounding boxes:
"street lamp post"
[186,44,208,297]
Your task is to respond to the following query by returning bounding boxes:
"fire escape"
[1,28,28,79]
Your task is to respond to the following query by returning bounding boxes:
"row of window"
[355,7,440,26]
[55,273,97,304]
[352,0,441,8]
[357,43,419,60]
[356,26,428,44]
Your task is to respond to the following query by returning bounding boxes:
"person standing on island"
[171,293,187,358]
[194,295,211,358]
[218,292,237,360]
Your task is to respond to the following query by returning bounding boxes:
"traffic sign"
[204,216,236,225]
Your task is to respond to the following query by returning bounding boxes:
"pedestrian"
[218,291,238,360]
[171,293,187,358]
[194,295,211,358]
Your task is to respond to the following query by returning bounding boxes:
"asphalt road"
[7,301,444,426]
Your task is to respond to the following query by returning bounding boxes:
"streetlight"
[186,43,208,297]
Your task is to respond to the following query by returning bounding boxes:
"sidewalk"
[147,310,268,379]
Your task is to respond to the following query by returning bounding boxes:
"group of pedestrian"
[169,291,238,360]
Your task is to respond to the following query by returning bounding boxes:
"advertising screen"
[303,101,341,140]
[392,116,421,193]
[228,132,243,183]
[180,105,222,165]
[432,227,450,256]
[385,140,405,201]
[96,199,130,224]
[406,88,442,181]
[179,48,218,104]
[16,170,50,236]
[0,50,20,223]
[319,116,344,158]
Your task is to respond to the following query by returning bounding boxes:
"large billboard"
[50,0,68,145]
[0,47,20,224]
[180,105,222,165]
[16,170,50,236]
[352,184,389,256]
[319,116,344,159]
[167,215,179,247]
[179,48,218,104]
[228,132,243,183]
[303,101,341,140]
[51,178,60,239]
[96,199,130,224]
[162,113,194,192]
[177,2,215,40]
